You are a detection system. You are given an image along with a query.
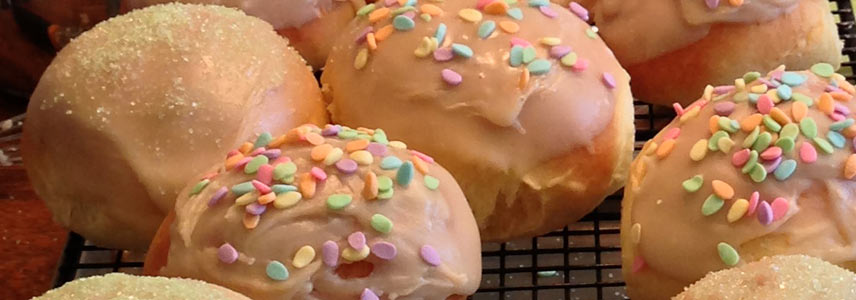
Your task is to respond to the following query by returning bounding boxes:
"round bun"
[145,124,481,299]
[34,273,250,299]
[125,0,364,69]
[593,0,842,105]
[622,65,856,299]
[674,255,856,300]
[22,3,327,250]
[321,0,634,241]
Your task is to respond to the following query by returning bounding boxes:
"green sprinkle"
[762,115,782,132]
[378,176,394,191]
[792,93,813,106]
[780,123,800,139]
[266,261,289,280]
[774,159,797,181]
[254,132,272,149]
[505,0,518,4]
[776,85,792,100]
[752,132,773,152]
[451,43,473,58]
[393,15,415,31]
[507,7,523,20]
[356,133,372,141]
[378,188,394,199]
[701,194,724,216]
[271,184,297,194]
[381,156,403,169]
[748,93,760,104]
[190,179,209,196]
[326,194,352,210]
[478,20,496,39]
[509,46,524,67]
[527,59,552,75]
[831,119,855,131]
[281,175,295,184]
[560,52,578,67]
[397,161,414,187]
[682,175,704,193]
[733,92,750,103]
[373,129,389,144]
[742,127,760,148]
[424,175,440,190]
[420,13,431,22]
[742,71,761,83]
[800,118,818,139]
[356,3,376,16]
[338,129,358,139]
[811,62,835,77]
[371,214,393,233]
[828,131,846,148]
[718,117,738,133]
[392,6,416,15]
[585,27,597,39]
[273,162,297,180]
[775,136,795,153]
[709,131,729,151]
[528,0,548,6]
[749,163,767,183]
[231,181,254,196]
[522,46,536,63]
[244,155,269,174]
[537,271,559,277]
[741,150,759,174]
[717,242,740,266]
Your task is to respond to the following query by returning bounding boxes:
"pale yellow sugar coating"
[674,255,856,300]
[33,273,250,299]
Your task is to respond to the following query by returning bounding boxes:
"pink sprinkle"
[245,202,266,215]
[261,149,281,160]
[384,0,397,6]
[800,142,817,163]
[420,245,441,266]
[632,255,646,273]
[549,45,572,58]
[757,201,773,225]
[663,128,680,140]
[218,243,238,264]
[746,191,760,217]
[256,164,274,185]
[757,95,773,114]
[402,11,416,19]
[831,113,846,122]
[371,242,398,260]
[441,69,462,86]
[322,241,339,267]
[763,156,782,174]
[410,150,435,164]
[208,186,228,207]
[252,180,271,194]
[568,2,589,21]
[673,103,685,116]
[602,72,616,89]
[348,232,366,250]
[433,47,454,62]
[249,147,266,156]
[201,172,218,180]
[361,288,379,300]
[571,58,589,72]
[713,85,735,94]
[367,143,388,156]
[826,85,841,93]
[713,101,735,116]
[235,157,253,170]
[770,70,784,81]
[510,37,531,47]
[760,147,782,161]
[771,197,789,221]
[835,103,851,115]
[336,158,358,174]
[310,167,327,181]
[731,149,751,167]
[477,0,494,9]
[758,78,779,89]
[271,156,291,166]
[704,0,719,9]
[539,5,557,18]
[227,150,240,157]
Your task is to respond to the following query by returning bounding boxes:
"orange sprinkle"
[346,139,370,152]
[311,144,334,161]
[258,192,276,205]
[818,93,834,115]
[845,154,856,179]
[499,21,519,34]
[284,127,305,144]
[484,1,509,15]
[711,180,735,200]
[305,132,325,146]
[769,107,791,125]
[843,124,856,139]
[375,25,394,41]
[225,153,245,170]
[656,139,676,159]
[729,0,743,6]
[838,79,856,95]
[791,101,807,122]
[363,171,379,200]
[420,4,443,16]
[267,134,287,148]
[741,114,763,132]
[369,7,391,23]
[238,142,254,154]
[356,127,375,135]
[831,91,852,102]
[298,173,316,198]
[519,68,530,90]
[243,214,260,229]
[708,115,720,135]
[367,33,377,50]
[412,156,429,174]
[397,0,407,5]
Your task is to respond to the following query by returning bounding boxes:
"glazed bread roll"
[33,273,250,299]
[674,255,856,299]
[125,0,364,69]
[321,0,635,241]
[623,65,856,299]
[22,3,327,250]
[593,0,842,104]
[145,124,481,299]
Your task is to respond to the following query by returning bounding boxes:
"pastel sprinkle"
[632,256,646,273]
[527,59,552,75]
[690,139,709,161]
[727,199,749,223]
[657,139,676,158]
[572,58,589,72]
[798,142,818,163]
[540,37,561,46]
[522,46,537,63]
[326,194,352,210]
[763,156,783,174]
[741,114,763,132]
[243,214,260,229]
[828,131,847,148]
[378,176,393,192]
[509,46,524,67]
[811,63,835,77]
[207,186,228,207]
[371,214,393,233]
[746,191,760,216]
[550,45,572,59]
[190,179,210,196]
[749,163,767,182]
[713,101,735,116]
[381,156,403,169]
[560,52,578,67]
[845,154,856,179]
[800,118,818,139]
[292,245,315,269]
[780,123,800,139]
[760,147,782,161]
[702,194,725,216]
[484,1,510,14]
[434,23,447,42]
[771,197,789,221]
[322,241,339,267]
[361,289,379,300]
[451,44,474,58]
[681,175,703,193]
[539,5,557,18]
[762,115,781,132]
[433,47,453,62]
[253,132,272,149]
[232,181,255,196]
[602,73,616,89]
[752,132,772,152]
[356,4,376,16]
[756,94,773,114]
[499,21,520,33]
[244,155,269,174]
[458,8,483,22]
[709,131,729,151]
[781,72,806,86]
[717,242,739,266]
[273,162,297,181]
[711,180,734,199]
[371,242,398,260]
[266,261,289,281]
[478,21,496,39]
[758,201,773,225]
[777,84,792,100]
[731,149,750,167]
[218,243,238,264]
[773,159,796,181]
[342,245,370,262]
[568,2,589,20]
[831,119,855,131]
[310,167,327,181]
[245,202,266,215]
[775,136,794,153]
[507,7,523,20]
[354,48,369,70]
[348,232,366,251]
[420,245,441,266]
[813,137,834,154]
[424,175,440,190]
[273,191,301,209]
[392,15,415,31]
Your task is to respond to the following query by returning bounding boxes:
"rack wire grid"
[0,0,847,299]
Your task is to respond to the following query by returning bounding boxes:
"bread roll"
[622,65,856,299]
[22,3,327,250]
[321,0,635,241]
[593,0,842,105]
[145,124,481,299]
[33,273,250,299]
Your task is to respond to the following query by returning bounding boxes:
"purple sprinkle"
[420,245,441,266]
[568,2,589,21]
[713,85,735,94]
[322,241,339,267]
[433,47,454,62]
[510,37,531,47]
[245,202,267,215]
[208,186,229,207]
[826,85,842,93]
[354,27,374,44]
[310,167,327,181]
[235,157,253,170]
[348,231,366,250]
[441,69,462,86]
[371,242,398,260]
[713,101,735,116]
[763,156,783,173]
[602,72,616,89]
[832,113,847,122]
[402,11,416,19]
[249,147,266,156]
[335,158,358,174]
[549,45,572,58]
[757,201,773,225]
[705,0,719,9]
[262,149,282,160]
[835,103,851,115]
[410,150,434,164]
[322,124,341,136]
[539,6,557,18]
[367,143,388,156]
[218,243,238,264]
[361,288,379,300]
[757,78,779,88]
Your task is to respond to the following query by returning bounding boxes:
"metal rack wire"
[24,0,856,299]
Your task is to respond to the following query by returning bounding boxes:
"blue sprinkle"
[781,72,806,86]
[396,161,414,187]
[522,46,536,63]
[507,8,523,20]
[231,181,255,196]
[381,156,403,169]
[405,0,416,6]
[451,43,474,58]
[773,159,797,181]
[509,46,523,67]
[528,0,548,7]
[266,261,289,281]
[527,59,551,75]
[830,118,855,131]
[748,93,760,103]
[478,20,496,39]
[434,23,447,42]
[777,84,792,100]
[828,131,846,148]
[272,184,298,194]
[393,15,415,31]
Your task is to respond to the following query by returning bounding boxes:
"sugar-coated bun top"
[674,255,856,300]
[22,3,326,249]
[161,124,481,299]
[624,64,856,297]
[33,273,251,299]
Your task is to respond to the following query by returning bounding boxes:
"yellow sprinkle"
[375,25,394,41]
[702,85,714,101]
[630,223,642,244]
[727,199,749,223]
[769,107,791,125]
[458,8,482,22]
[519,68,530,90]
[414,36,435,58]
[243,214,260,230]
[420,4,443,16]
[292,245,316,268]
[238,142,254,154]
[354,48,369,70]
[389,141,407,149]
[350,150,374,165]
[236,192,258,206]
[711,180,735,200]
[690,139,708,161]
[366,33,377,51]
[645,141,658,156]
[499,21,520,34]
[766,89,781,104]
[717,137,734,153]
[324,148,344,166]
[845,154,856,180]
[342,245,371,262]
[750,84,768,94]
[656,139,676,159]
[679,106,701,123]
[734,78,746,91]
[539,37,561,46]
[274,191,301,209]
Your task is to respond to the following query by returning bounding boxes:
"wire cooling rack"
[13,0,854,299]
